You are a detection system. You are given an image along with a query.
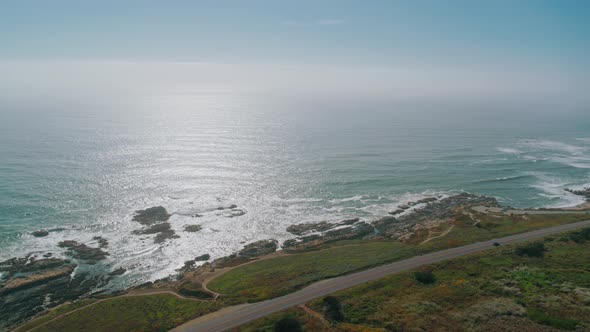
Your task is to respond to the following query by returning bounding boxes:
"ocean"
[1,93,589,289]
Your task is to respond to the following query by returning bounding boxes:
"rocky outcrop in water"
[216,204,238,210]
[93,236,109,248]
[282,193,499,250]
[132,222,180,243]
[109,267,126,276]
[31,230,49,237]
[0,255,107,330]
[283,218,374,251]
[195,254,210,261]
[58,240,110,264]
[184,224,202,232]
[132,206,171,225]
[373,193,499,240]
[216,204,246,218]
[566,187,590,199]
[238,239,278,258]
[286,221,338,235]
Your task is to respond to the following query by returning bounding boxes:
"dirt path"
[298,304,330,327]
[419,225,454,245]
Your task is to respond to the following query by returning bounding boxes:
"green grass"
[208,241,418,302]
[26,294,221,332]
[14,299,99,332]
[209,212,589,303]
[238,227,590,331]
[528,309,580,330]
[422,212,589,249]
[297,228,590,331]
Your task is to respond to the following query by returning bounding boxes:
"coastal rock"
[132,206,171,225]
[286,221,335,236]
[283,218,374,251]
[226,209,246,218]
[373,193,499,240]
[133,222,172,235]
[389,209,405,215]
[238,239,278,258]
[416,197,439,204]
[0,255,106,330]
[217,204,238,210]
[0,265,76,295]
[372,216,399,236]
[195,254,210,261]
[108,267,126,276]
[323,221,374,242]
[1,257,65,278]
[92,236,109,248]
[132,222,180,243]
[184,224,202,232]
[31,230,49,237]
[566,187,590,199]
[58,240,109,264]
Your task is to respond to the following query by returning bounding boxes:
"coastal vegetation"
[207,208,589,303]
[15,294,221,332]
[236,228,590,331]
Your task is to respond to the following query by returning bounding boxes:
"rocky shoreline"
[566,187,590,200]
[0,191,584,330]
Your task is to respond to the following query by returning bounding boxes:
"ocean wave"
[496,147,523,154]
[549,156,590,169]
[473,174,531,184]
[328,195,365,203]
[516,139,587,155]
[526,172,588,208]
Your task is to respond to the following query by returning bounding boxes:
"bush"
[323,296,344,322]
[528,309,579,330]
[515,242,545,257]
[274,317,303,332]
[414,270,436,284]
[567,228,590,244]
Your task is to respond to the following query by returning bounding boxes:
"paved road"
[172,219,590,332]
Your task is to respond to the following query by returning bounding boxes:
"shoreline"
[3,191,590,331]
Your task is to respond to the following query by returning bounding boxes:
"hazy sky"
[1,1,589,105]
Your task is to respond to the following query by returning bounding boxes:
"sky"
[0,0,589,105]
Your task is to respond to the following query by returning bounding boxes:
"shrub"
[567,228,590,243]
[528,309,579,330]
[274,317,303,332]
[515,242,545,257]
[414,270,436,284]
[323,296,344,322]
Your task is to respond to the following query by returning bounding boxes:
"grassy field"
[208,241,418,302]
[17,294,221,332]
[239,227,590,331]
[208,212,589,303]
[14,299,99,332]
